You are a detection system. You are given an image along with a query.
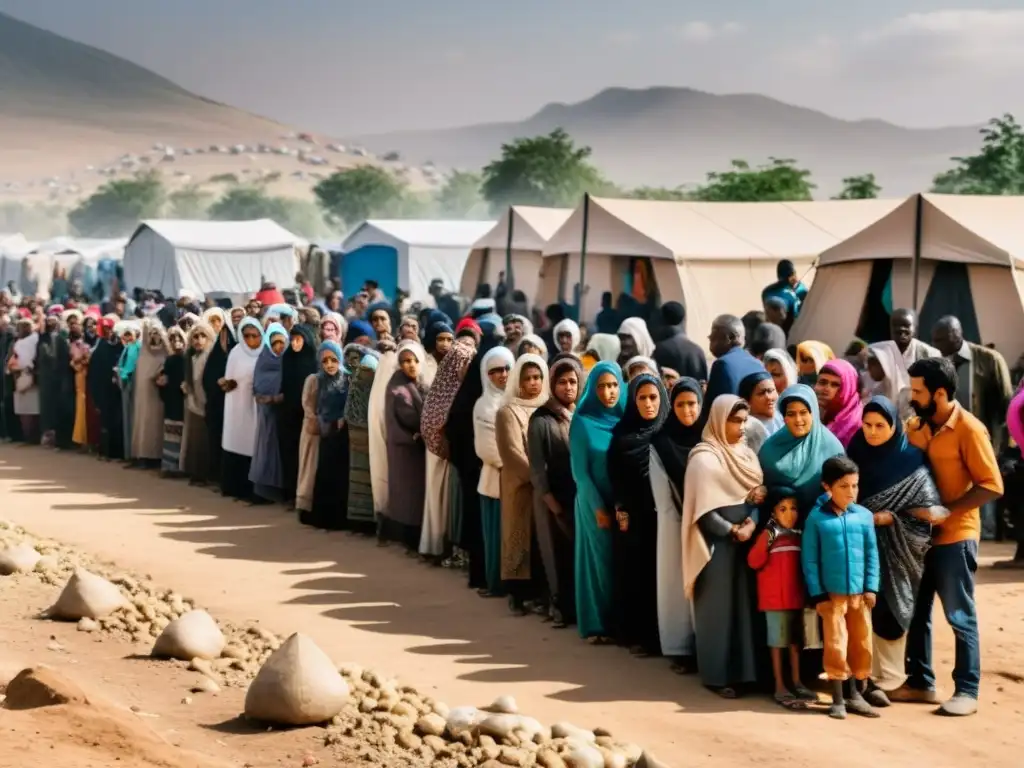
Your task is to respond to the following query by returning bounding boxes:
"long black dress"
[202,327,235,488]
[38,331,75,448]
[0,326,19,442]
[86,337,123,459]
[279,325,318,503]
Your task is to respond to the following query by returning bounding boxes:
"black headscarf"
[281,324,318,408]
[651,377,704,499]
[202,324,237,418]
[846,395,926,500]
[445,321,504,469]
[738,370,773,402]
[610,373,669,509]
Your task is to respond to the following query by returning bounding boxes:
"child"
[748,486,817,710]
[802,456,880,719]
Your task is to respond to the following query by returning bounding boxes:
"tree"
[626,186,692,201]
[833,173,881,200]
[313,166,406,227]
[68,170,165,236]
[480,129,612,211]
[167,184,212,219]
[434,171,487,217]
[931,114,1024,194]
[208,186,290,222]
[691,158,815,202]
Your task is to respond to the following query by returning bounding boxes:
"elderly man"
[890,308,939,365]
[701,313,764,423]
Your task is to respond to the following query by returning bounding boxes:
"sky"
[2,0,1023,135]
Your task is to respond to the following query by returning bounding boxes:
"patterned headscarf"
[420,339,476,457]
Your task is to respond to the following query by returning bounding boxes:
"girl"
[156,326,187,476]
[304,340,350,529]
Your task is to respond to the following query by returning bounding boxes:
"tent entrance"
[919,261,981,345]
[341,245,399,298]
[854,259,893,343]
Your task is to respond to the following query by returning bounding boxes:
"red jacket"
[747,529,804,612]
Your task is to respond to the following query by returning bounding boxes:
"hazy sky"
[2,1,1023,134]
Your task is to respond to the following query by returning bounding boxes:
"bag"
[15,371,34,393]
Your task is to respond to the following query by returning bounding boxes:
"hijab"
[202,307,231,338]
[552,319,582,352]
[502,352,550,408]
[421,340,476,456]
[475,346,516,425]
[758,384,844,513]
[868,340,911,415]
[235,317,266,360]
[795,340,835,384]
[617,317,655,358]
[846,395,926,500]
[819,358,863,448]
[652,377,704,499]
[320,312,346,343]
[624,355,660,378]
[544,355,584,422]
[574,360,625,431]
[425,321,453,355]
[282,325,318,407]
[345,319,376,345]
[446,320,506,464]
[611,373,668,487]
[253,321,286,398]
[395,339,426,381]
[516,333,548,360]
[682,395,764,597]
[344,353,378,428]
[585,333,621,363]
[316,340,347,423]
[763,348,799,392]
[184,321,214,415]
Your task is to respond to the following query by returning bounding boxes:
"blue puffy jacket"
[801,493,880,599]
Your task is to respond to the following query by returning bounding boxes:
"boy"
[802,456,881,719]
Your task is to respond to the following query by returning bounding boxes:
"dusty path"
[1,446,1022,767]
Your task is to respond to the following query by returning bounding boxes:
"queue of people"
[0,271,1014,722]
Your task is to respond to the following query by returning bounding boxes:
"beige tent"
[539,196,902,347]
[790,193,1024,363]
[460,206,572,303]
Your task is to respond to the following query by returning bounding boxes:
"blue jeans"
[905,540,980,698]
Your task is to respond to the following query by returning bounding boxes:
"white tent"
[460,206,572,304]
[540,196,902,346]
[123,219,301,298]
[791,193,1024,362]
[340,219,494,304]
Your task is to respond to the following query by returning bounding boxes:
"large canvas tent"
[340,219,494,304]
[459,206,572,304]
[790,193,1024,363]
[0,235,126,299]
[123,219,301,299]
[539,196,902,345]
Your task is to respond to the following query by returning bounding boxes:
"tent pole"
[505,207,515,291]
[578,194,590,322]
[911,193,923,311]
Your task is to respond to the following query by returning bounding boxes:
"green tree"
[833,173,881,200]
[208,186,290,222]
[167,184,213,219]
[691,158,815,202]
[313,166,407,227]
[68,170,165,236]
[627,186,692,201]
[480,129,612,211]
[931,114,1024,194]
[434,171,487,217]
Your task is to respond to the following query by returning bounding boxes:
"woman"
[180,322,214,483]
[304,340,350,529]
[609,373,668,654]
[320,312,346,344]
[295,344,323,518]
[846,396,944,702]
[740,370,782,453]
[496,353,550,614]
[131,320,168,468]
[581,334,621,372]
[422,321,453,388]
[570,361,625,642]
[280,325,318,503]
[763,348,798,396]
[221,317,263,500]
[382,340,428,551]
[419,339,475,559]
[650,378,703,672]
[202,317,236,489]
[8,319,40,443]
[473,346,516,595]
[527,356,583,627]
[795,341,834,386]
[68,312,91,448]
[117,321,141,460]
[156,326,187,475]
[86,317,123,460]
[249,322,288,502]
[369,337,399,524]
[345,350,380,531]
[815,358,863,448]
[553,319,582,355]
[682,395,765,697]
[37,315,73,448]
[867,340,911,420]
[516,334,548,360]
[624,356,659,382]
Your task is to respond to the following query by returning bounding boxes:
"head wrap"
[846,395,926,500]
[652,377,704,500]
[819,358,864,448]
[617,317,655,358]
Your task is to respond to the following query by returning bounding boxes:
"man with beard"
[895,357,1002,716]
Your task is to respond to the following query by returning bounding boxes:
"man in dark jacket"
[652,302,707,383]
[701,313,765,425]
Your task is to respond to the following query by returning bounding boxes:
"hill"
[353,86,984,196]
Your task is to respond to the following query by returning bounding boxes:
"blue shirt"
[761,280,808,318]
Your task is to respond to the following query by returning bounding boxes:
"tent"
[790,193,1024,363]
[459,206,572,305]
[539,196,902,345]
[340,219,494,304]
[123,219,301,299]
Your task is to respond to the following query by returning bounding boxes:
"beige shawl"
[681,395,763,598]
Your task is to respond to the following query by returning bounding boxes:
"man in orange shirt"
[892,357,1002,716]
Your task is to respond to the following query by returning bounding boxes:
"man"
[701,314,764,423]
[652,301,707,382]
[363,280,387,305]
[763,296,789,334]
[398,315,420,342]
[890,308,939,365]
[895,357,1002,716]
[429,279,461,323]
[760,260,808,327]
[503,314,530,352]
[345,291,369,321]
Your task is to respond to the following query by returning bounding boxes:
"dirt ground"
[0,445,1022,767]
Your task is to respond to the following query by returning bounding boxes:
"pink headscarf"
[1008,385,1024,449]
[820,359,863,448]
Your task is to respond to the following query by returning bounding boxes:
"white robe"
[648,447,695,657]
[368,350,397,514]
[221,344,259,457]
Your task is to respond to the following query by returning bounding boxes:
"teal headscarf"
[263,321,288,350]
[574,360,626,430]
[758,383,845,515]
[118,339,141,383]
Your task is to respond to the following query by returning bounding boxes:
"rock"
[480,714,525,740]
[0,659,27,692]
[432,701,450,719]
[634,752,671,768]
[35,555,60,573]
[152,610,225,661]
[3,667,90,709]
[0,543,41,574]
[500,747,530,766]
[598,748,626,768]
[359,697,376,713]
[190,677,221,694]
[481,743,501,761]
[189,658,219,682]
[390,700,418,720]
[77,617,99,633]
[537,749,567,768]
[397,729,422,751]
[564,744,604,768]
[423,735,447,753]
[593,727,613,738]
[47,569,128,620]
[221,644,250,661]
[416,713,447,737]
[480,762,504,768]
[489,694,518,714]
[551,723,596,744]
[615,744,642,764]
[447,706,485,737]
[244,633,350,726]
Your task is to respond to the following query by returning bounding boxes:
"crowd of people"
[0,261,1018,722]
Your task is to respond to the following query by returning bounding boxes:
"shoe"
[846,694,881,718]
[863,681,891,708]
[937,694,978,717]
[887,684,939,704]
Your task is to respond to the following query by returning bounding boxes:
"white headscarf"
[516,333,548,360]
[624,355,660,379]
[502,352,550,408]
[476,346,516,423]
[617,317,655,358]
[12,329,39,368]
[763,348,799,391]
[869,340,912,416]
[552,319,581,352]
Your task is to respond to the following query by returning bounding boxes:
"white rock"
[152,610,225,661]
[244,633,350,726]
[0,543,41,575]
[446,706,485,737]
[481,714,545,740]
[47,569,128,620]
[564,744,604,768]
[489,694,518,714]
[552,723,597,744]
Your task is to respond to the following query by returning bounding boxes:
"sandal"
[774,692,808,710]
[669,658,697,675]
[792,684,819,702]
[715,686,739,699]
